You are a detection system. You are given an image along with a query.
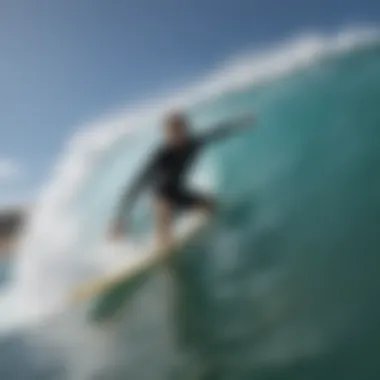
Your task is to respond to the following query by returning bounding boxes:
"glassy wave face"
[1,29,380,380]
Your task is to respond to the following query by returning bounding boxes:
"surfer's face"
[165,113,190,147]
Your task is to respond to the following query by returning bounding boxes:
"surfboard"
[69,212,210,321]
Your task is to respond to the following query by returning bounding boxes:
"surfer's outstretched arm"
[200,113,256,145]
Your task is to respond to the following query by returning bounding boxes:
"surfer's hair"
[165,111,189,132]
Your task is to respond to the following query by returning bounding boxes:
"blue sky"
[0,0,379,204]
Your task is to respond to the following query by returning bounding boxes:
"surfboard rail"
[69,212,209,305]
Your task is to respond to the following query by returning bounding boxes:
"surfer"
[110,111,255,246]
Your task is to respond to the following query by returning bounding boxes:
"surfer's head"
[164,111,190,147]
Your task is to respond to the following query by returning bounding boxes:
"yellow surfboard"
[69,212,210,321]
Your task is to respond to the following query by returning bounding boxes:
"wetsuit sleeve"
[116,152,157,220]
[198,121,240,145]
[198,115,254,146]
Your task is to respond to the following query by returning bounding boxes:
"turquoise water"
[1,40,380,379]
[185,44,380,379]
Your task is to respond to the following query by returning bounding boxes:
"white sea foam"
[1,26,378,330]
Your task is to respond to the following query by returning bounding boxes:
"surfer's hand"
[109,219,126,240]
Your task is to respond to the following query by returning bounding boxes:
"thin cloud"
[0,157,23,181]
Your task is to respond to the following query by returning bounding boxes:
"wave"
[1,25,379,331]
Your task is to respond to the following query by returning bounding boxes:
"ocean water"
[1,29,380,379]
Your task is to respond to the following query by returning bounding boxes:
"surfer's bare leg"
[199,196,216,215]
[190,193,216,217]
[154,197,174,248]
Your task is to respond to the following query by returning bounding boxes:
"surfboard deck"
[69,212,210,321]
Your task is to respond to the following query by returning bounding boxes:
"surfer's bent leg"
[154,189,214,247]
[177,190,216,215]
[154,197,174,248]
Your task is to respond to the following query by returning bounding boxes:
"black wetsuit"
[144,138,206,209]
[120,122,237,214]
